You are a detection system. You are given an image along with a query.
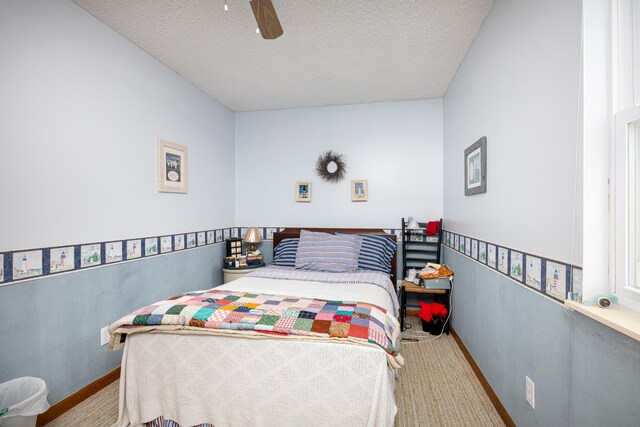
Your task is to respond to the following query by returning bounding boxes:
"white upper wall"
[235,100,444,228]
[0,0,236,252]
[443,0,582,264]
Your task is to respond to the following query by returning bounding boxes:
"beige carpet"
[46,318,503,427]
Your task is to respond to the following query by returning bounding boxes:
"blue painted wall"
[0,245,225,405]
[446,247,640,427]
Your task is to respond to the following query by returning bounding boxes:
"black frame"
[464,136,487,196]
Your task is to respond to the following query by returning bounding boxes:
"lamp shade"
[243,227,263,243]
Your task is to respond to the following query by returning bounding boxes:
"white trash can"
[0,377,50,427]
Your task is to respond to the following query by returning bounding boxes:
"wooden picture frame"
[157,138,188,193]
[464,136,487,196]
[296,181,311,202]
[351,179,368,202]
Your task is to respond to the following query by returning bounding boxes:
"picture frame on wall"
[464,136,487,196]
[296,181,311,202]
[351,179,368,202]
[157,138,188,194]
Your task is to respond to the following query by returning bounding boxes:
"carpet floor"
[46,318,503,427]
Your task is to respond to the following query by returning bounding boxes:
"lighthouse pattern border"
[443,230,582,304]
[0,227,297,287]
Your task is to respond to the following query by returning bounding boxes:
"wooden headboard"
[272,228,398,285]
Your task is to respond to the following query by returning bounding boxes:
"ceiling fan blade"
[250,0,284,40]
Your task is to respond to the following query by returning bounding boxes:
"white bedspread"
[113,276,398,427]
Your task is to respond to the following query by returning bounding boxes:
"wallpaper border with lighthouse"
[0,227,287,287]
[442,230,583,304]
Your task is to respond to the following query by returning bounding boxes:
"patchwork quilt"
[248,265,400,315]
[109,289,403,368]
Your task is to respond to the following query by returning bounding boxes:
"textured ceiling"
[72,0,493,112]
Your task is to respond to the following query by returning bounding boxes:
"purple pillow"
[294,230,363,272]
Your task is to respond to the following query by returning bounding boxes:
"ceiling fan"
[249,0,284,40]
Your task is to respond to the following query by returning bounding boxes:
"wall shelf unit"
[401,218,443,279]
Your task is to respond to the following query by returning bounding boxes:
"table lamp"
[243,227,262,253]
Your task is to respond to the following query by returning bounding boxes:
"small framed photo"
[510,251,523,282]
[160,236,172,253]
[546,261,567,301]
[105,241,123,264]
[127,240,142,259]
[266,228,277,240]
[296,181,311,202]
[478,241,487,263]
[145,238,158,256]
[175,234,185,251]
[50,246,75,273]
[351,179,368,202]
[464,136,487,196]
[13,250,43,280]
[157,138,188,194]
[497,247,508,274]
[81,244,101,268]
[525,255,542,290]
[187,233,196,249]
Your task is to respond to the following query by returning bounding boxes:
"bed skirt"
[113,332,397,427]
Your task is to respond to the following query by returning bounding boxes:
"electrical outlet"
[525,376,535,409]
[100,326,110,347]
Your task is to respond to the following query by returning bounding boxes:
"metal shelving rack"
[401,218,443,280]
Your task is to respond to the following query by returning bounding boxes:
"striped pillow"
[273,238,299,267]
[295,230,363,272]
[357,234,397,274]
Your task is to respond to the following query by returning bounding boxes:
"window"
[613,0,640,310]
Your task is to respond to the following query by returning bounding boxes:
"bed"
[110,228,401,427]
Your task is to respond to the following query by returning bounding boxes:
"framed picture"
[13,250,43,280]
[50,246,75,273]
[157,138,188,194]
[464,136,487,196]
[296,181,311,202]
[351,179,368,202]
[127,240,142,259]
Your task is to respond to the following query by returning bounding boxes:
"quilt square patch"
[298,310,316,319]
[353,311,370,320]
[348,324,369,339]
[257,315,279,326]
[193,307,215,320]
[329,321,350,338]
[165,305,186,315]
[224,311,246,323]
[293,318,313,332]
[146,314,164,325]
[333,314,352,323]
[133,314,150,325]
[311,319,331,334]
[351,316,369,327]
[283,308,301,318]
[274,316,296,331]
[315,312,334,321]
[243,303,261,309]
[189,318,206,327]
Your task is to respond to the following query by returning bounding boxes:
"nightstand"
[222,262,265,283]
[399,279,452,333]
